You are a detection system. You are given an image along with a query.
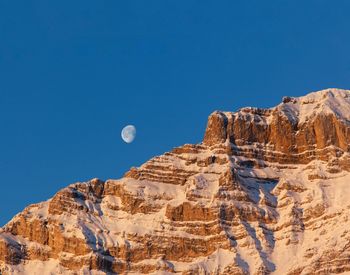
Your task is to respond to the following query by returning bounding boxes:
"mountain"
[2,88,350,275]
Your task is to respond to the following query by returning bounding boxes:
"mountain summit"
[204,88,350,165]
[1,89,350,274]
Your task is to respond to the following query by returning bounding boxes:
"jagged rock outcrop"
[204,89,350,166]
[1,88,350,274]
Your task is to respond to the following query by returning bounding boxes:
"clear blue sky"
[1,1,350,225]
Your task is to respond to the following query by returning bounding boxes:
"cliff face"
[1,89,350,275]
[204,89,350,165]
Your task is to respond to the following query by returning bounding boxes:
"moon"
[121,125,136,143]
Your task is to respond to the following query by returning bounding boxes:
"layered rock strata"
[1,89,350,274]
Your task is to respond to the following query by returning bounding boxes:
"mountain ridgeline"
[1,89,350,274]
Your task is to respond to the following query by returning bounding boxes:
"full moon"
[121,125,136,143]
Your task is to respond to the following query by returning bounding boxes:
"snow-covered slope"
[278,88,350,125]
[1,88,350,275]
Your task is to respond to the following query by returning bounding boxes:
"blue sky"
[1,1,350,225]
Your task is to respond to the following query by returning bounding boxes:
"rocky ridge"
[1,88,350,274]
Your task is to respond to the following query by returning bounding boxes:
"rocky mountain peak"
[204,88,350,165]
[1,89,350,274]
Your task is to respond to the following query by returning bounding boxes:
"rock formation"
[1,88,350,274]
